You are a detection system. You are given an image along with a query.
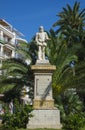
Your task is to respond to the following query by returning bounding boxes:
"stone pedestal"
[27,60,62,129]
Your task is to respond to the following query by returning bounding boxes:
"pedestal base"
[27,109,62,129]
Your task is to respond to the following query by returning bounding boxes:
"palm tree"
[55,91,85,130]
[52,1,85,105]
[55,91,84,120]
[53,1,85,47]
[29,37,38,64]
[0,42,34,101]
[71,61,85,104]
[46,29,77,95]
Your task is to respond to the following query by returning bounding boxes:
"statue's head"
[39,26,44,32]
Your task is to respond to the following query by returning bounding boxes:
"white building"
[0,19,27,74]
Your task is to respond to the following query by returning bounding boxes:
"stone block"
[27,109,62,129]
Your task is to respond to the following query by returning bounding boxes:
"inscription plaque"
[35,75,52,98]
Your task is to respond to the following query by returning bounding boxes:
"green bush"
[63,113,85,130]
[2,99,33,130]
[55,92,85,130]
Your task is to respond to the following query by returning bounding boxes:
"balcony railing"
[0,52,11,58]
[0,38,5,44]
[0,37,15,46]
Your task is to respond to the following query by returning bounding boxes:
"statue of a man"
[35,26,49,60]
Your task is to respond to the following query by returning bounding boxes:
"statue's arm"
[35,33,39,43]
[35,33,42,45]
[45,32,50,40]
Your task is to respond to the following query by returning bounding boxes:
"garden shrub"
[55,92,85,130]
[63,113,85,130]
[2,99,33,130]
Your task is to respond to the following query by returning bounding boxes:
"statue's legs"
[38,45,45,60]
[38,46,42,60]
[42,46,45,60]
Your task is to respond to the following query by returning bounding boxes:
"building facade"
[0,19,27,75]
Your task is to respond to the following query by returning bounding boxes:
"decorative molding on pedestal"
[33,99,54,109]
[31,62,56,73]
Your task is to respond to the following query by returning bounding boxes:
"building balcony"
[0,24,14,38]
[0,52,12,59]
[0,37,15,47]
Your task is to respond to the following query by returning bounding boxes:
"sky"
[0,0,85,42]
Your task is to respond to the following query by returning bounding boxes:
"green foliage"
[63,113,85,130]
[0,42,34,101]
[52,1,85,106]
[29,38,38,64]
[53,1,85,45]
[46,30,77,94]
[2,99,33,130]
[55,92,85,130]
